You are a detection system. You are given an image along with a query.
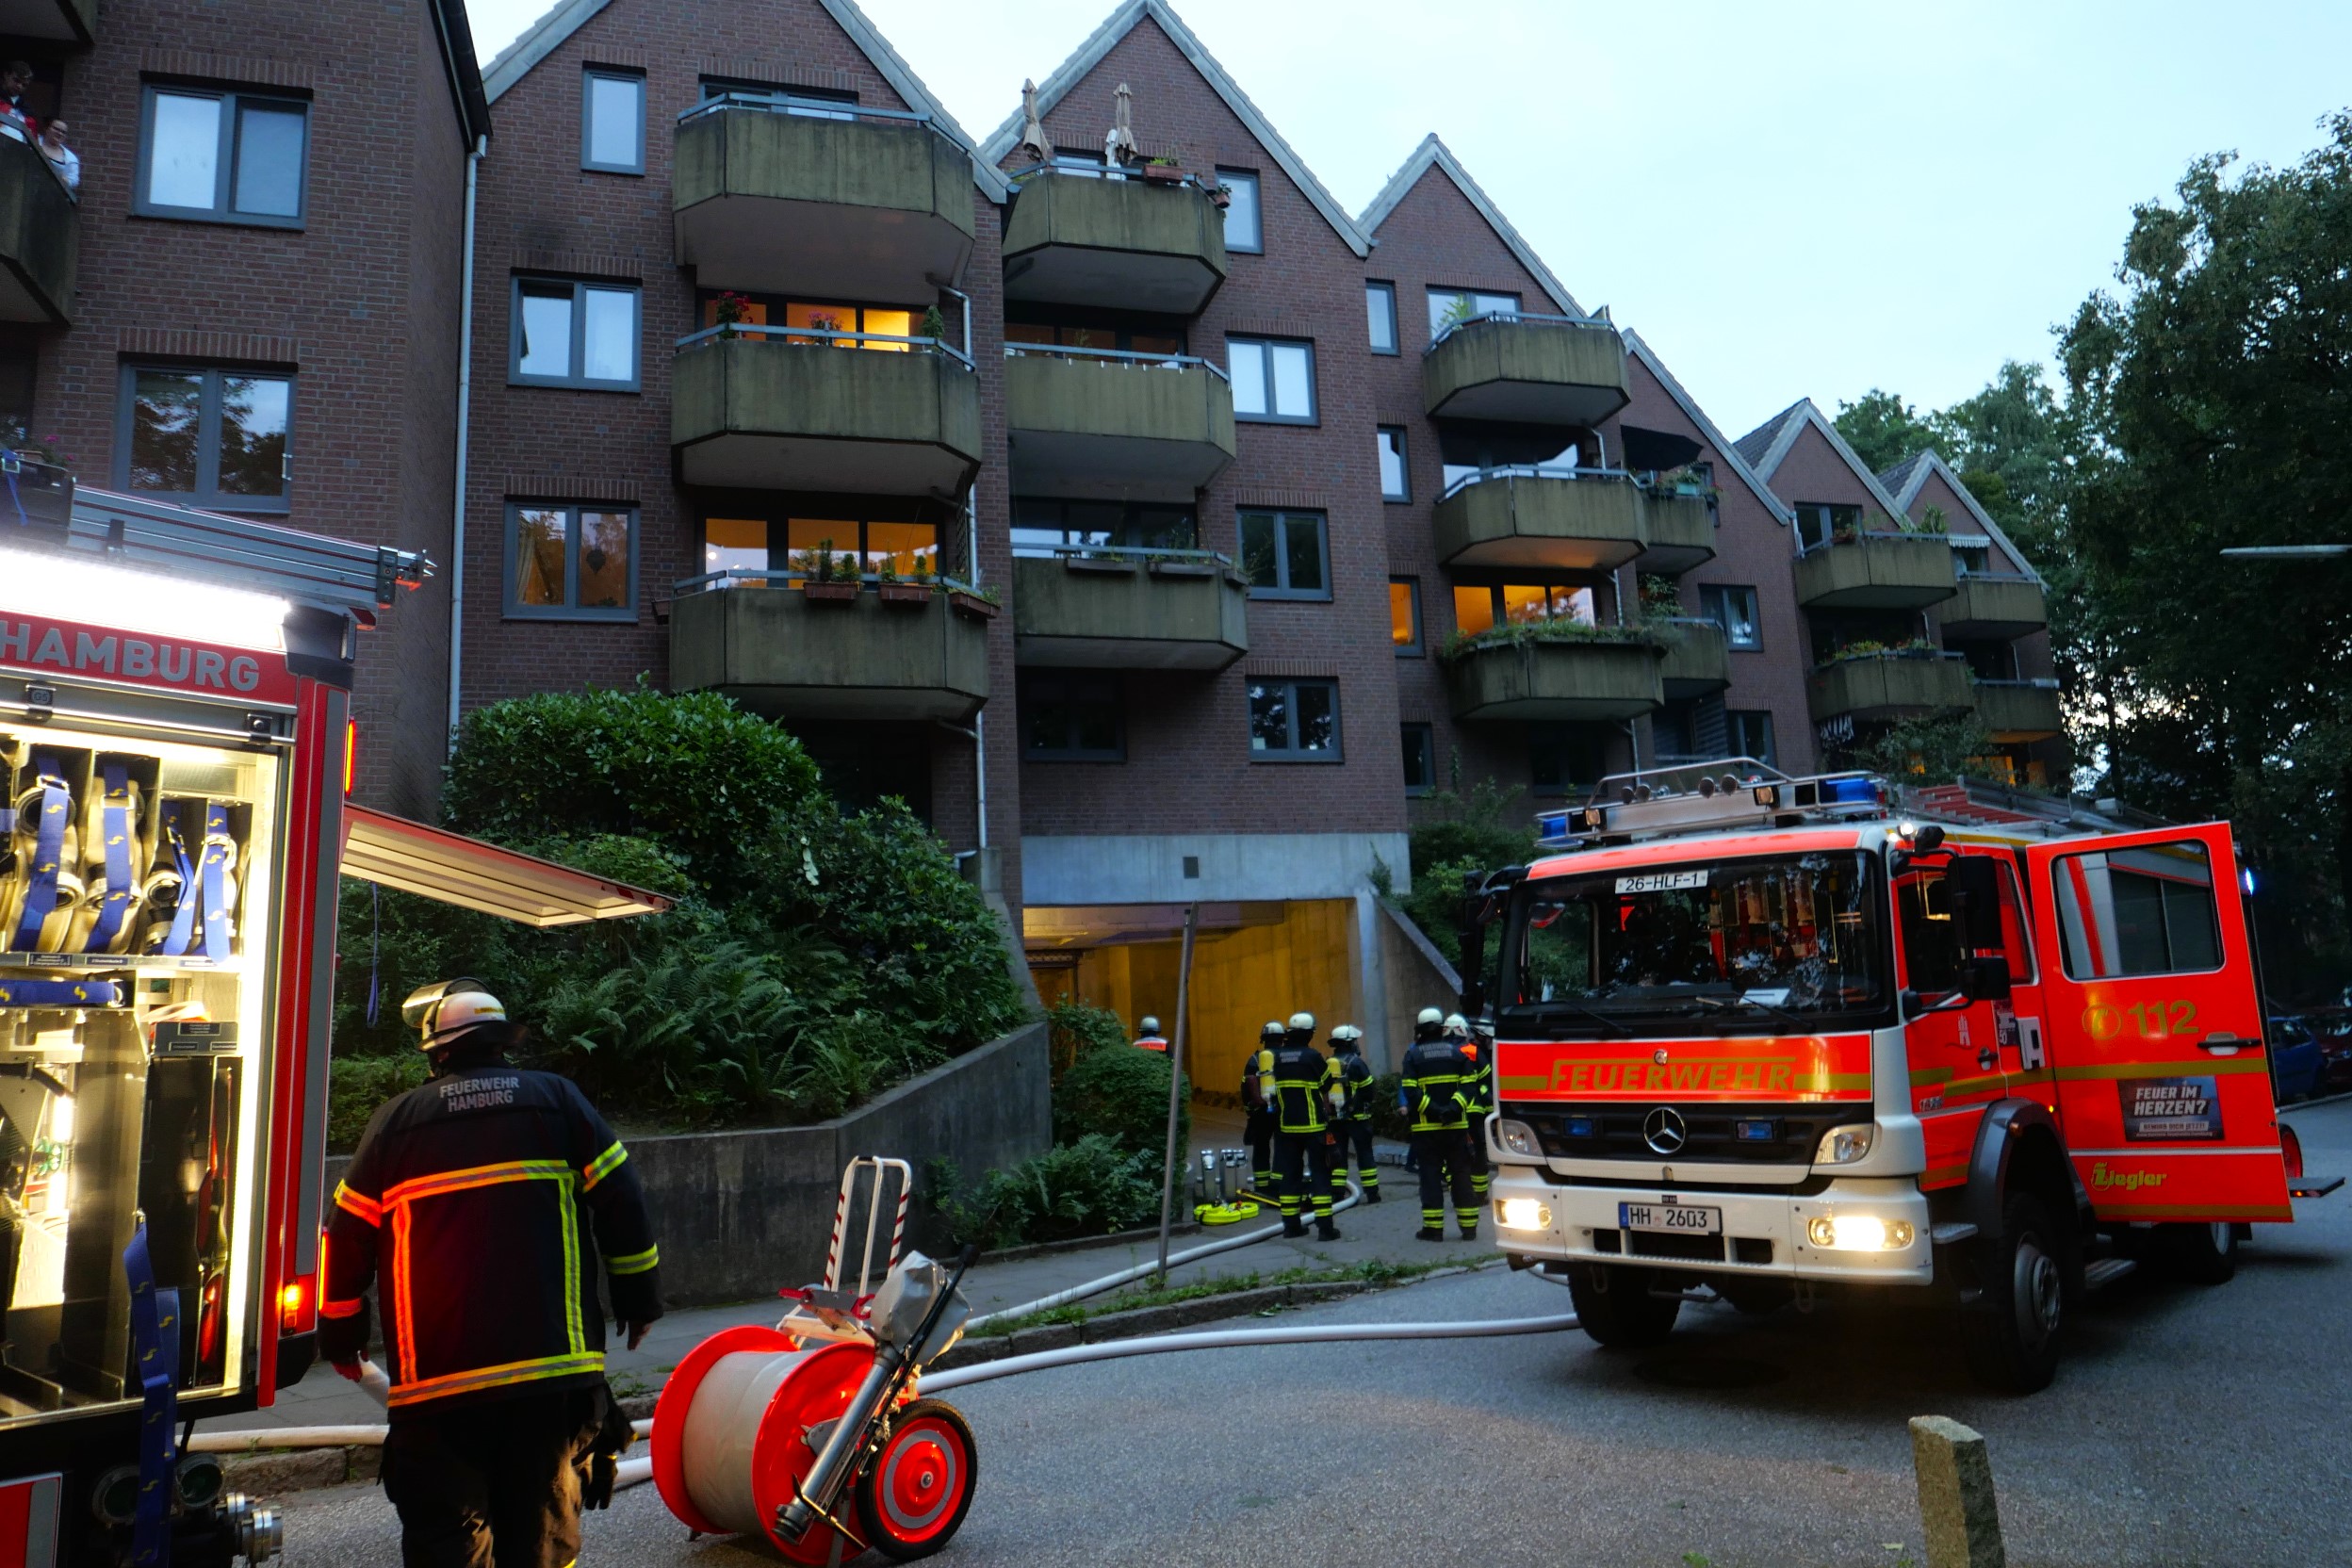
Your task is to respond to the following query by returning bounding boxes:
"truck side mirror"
[1946,856,2005,953]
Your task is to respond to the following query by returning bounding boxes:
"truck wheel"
[1960,1191,2065,1394]
[2158,1220,2238,1285]
[1567,1264,1681,1348]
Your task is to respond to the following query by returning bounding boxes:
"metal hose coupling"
[221,1492,284,1562]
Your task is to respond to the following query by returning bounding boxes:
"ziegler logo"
[2090,1162,2166,1192]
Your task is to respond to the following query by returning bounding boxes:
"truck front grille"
[1508,1102,1855,1166]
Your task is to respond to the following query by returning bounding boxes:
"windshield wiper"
[1681,991,1809,1033]
[1510,1000,1629,1037]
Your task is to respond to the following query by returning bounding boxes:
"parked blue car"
[2269,1015,2327,1102]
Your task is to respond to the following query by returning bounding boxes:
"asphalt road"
[273,1100,2352,1568]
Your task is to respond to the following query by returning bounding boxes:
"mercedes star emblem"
[1642,1106,1689,1155]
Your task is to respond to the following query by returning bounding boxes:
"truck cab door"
[2025,824,2291,1223]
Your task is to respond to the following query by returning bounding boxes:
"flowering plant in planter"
[712,291,756,338]
[803,539,860,601]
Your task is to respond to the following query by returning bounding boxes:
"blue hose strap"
[85,761,132,954]
[3,464,27,532]
[198,802,233,961]
[11,757,67,952]
[0,978,119,1006]
[124,1222,182,1568]
[157,812,199,957]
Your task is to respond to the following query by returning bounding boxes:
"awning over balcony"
[341,806,675,926]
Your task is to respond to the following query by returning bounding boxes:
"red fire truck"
[1467,759,2340,1391]
[0,466,668,1566]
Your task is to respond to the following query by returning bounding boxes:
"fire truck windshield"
[1499,851,1888,1035]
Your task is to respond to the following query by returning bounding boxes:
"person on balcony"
[0,63,35,136]
[36,119,74,193]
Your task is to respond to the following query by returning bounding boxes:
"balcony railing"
[1806,648,1975,725]
[1003,162,1227,315]
[671,326,982,496]
[1971,677,2064,741]
[1422,310,1629,426]
[1440,624,1666,723]
[1432,465,1645,572]
[1004,343,1235,499]
[1940,570,2048,639]
[673,91,975,300]
[0,126,76,324]
[1012,544,1248,672]
[1654,616,1730,699]
[1792,530,1958,612]
[666,567,990,724]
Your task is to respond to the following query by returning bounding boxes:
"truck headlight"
[1496,1198,1551,1231]
[1494,1119,1542,1158]
[1806,1215,1915,1251]
[1813,1124,1874,1166]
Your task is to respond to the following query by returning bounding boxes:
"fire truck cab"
[1469,758,2339,1392]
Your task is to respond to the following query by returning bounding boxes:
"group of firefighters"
[1132,1004,1493,1243]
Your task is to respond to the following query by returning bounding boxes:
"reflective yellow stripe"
[384,1159,572,1207]
[608,1245,659,1276]
[319,1296,367,1320]
[334,1182,383,1226]
[385,1351,605,1407]
[392,1202,417,1384]
[582,1141,629,1190]
[561,1179,583,1356]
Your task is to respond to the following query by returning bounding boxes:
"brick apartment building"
[0,0,2061,1078]
[0,0,487,815]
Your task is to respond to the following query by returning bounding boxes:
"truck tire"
[1567,1264,1681,1348]
[2158,1220,2238,1285]
[1959,1191,2065,1394]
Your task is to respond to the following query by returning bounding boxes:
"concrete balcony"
[1940,573,2048,640]
[671,332,982,497]
[1805,652,1975,725]
[1004,347,1235,500]
[1973,678,2063,742]
[1003,168,1225,316]
[1656,618,1730,700]
[672,98,975,301]
[0,0,92,41]
[1422,312,1628,426]
[0,133,75,323]
[1431,468,1644,572]
[1635,490,1716,574]
[668,581,988,724]
[1012,550,1247,671]
[1792,531,1957,612]
[1443,633,1664,723]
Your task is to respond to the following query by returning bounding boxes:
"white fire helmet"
[402,977,508,1050]
[1286,1012,1316,1034]
[1261,1020,1287,1040]
[1416,1006,1446,1028]
[1443,1012,1470,1039]
[1139,1016,1161,1035]
[1331,1025,1364,1048]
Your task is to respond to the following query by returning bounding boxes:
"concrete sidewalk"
[211,1131,1492,1435]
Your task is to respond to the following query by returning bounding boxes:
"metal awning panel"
[340,805,674,926]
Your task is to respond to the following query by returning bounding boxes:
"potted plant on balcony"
[712,291,756,340]
[876,553,931,607]
[1141,156,1185,185]
[803,541,861,603]
[945,579,1000,622]
[1204,181,1232,210]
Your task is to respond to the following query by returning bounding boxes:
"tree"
[1832,388,1939,473]
[2059,111,2352,993]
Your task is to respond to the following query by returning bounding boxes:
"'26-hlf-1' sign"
[0,614,295,705]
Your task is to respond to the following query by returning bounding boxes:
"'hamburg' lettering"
[32,628,65,665]
[122,640,153,678]
[158,645,190,682]
[0,617,274,693]
[229,656,259,692]
[0,622,24,661]
[74,633,115,673]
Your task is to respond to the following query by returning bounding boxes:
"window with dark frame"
[1228,336,1315,422]
[1012,498,1197,557]
[1217,169,1262,253]
[1366,282,1398,354]
[1528,724,1604,797]
[1004,317,1185,355]
[1699,583,1761,649]
[1377,426,1410,501]
[117,365,292,514]
[581,68,645,173]
[136,85,308,226]
[1401,723,1435,795]
[1726,710,1776,766]
[1427,286,1519,336]
[1248,678,1340,760]
[1238,510,1329,600]
[1451,582,1596,637]
[1792,501,1863,550]
[1389,578,1422,654]
[512,277,641,389]
[699,77,858,118]
[1021,673,1124,760]
[506,501,638,620]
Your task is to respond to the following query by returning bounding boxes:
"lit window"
[511,279,641,389]
[1218,169,1262,253]
[506,502,638,620]
[1249,678,1340,760]
[137,88,308,225]
[1390,579,1421,654]
[582,69,645,173]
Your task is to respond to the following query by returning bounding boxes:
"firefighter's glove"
[625,1318,650,1351]
[582,1393,635,1511]
[330,1359,363,1383]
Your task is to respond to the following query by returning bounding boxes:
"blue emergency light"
[1734,1119,1780,1142]
[1562,1116,1597,1138]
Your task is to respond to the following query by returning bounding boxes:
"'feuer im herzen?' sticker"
[2117,1076,2224,1142]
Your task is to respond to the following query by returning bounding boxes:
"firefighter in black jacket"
[1242,1019,1282,1202]
[322,979,662,1568]
[1265,1011,1342,1240]
[1399,1006,1478,1242]
[1449,1012,1494,1200]
[1324,1024,1380,1205]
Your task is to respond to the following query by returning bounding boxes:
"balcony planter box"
[1140,164,1185,184]
[1063,557,1136,576]
[804,581,860,604]
[1148,561,1217,579]
[949,590,1000,622]
[877,582,932,606]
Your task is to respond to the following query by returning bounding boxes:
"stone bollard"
[1908,1415,2005,1568]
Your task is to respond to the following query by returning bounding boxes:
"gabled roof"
[1732,397,1912,520]
[482,0,1006,199]
[1357,134,1579,317]
[1879,449,2047,586]
[980,0,1371,258]
[1623,331,1791,526]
